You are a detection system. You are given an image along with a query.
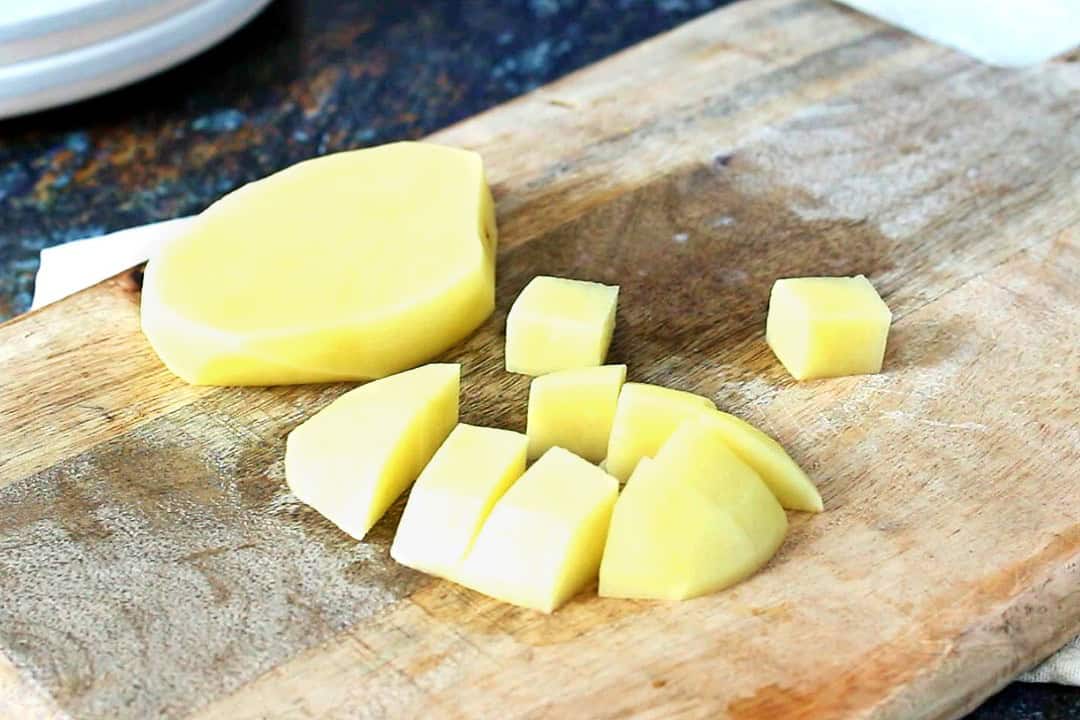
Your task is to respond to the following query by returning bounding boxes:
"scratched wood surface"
[1,1,1079,718]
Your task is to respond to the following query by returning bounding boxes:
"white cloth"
[29,219,1079,685]
[1023,637,1080,685]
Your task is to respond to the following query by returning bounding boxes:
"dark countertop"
[0,1,1076,717]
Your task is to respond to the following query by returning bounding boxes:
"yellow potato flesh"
[603,382,716,481]
[599,420,788,601]
[141,142,496,385]
[526,364,626,463]
[455,447,618,613]
[284,364,459,540]
[766,275,892,381]
[390,424,526,578]
[698,410,823,512]
[505,276,619,376]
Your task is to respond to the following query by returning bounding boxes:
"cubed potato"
[141,142,496,385]
[766,275,892,381]
[455,447,618,613]
[284,364,459,540]
[391,424,527,578]
[505,276,619,376]
[526,364,627,462]
[603,382,715,481]
[599,419,788,601]
[698,410,822,512]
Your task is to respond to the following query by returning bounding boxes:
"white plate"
[0,0,272,119]
[0,0,208,65]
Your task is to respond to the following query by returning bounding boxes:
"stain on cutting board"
[0,392,433,718]
[499,159,893,406]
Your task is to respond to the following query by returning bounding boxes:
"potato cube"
[285,364,459,540]
[505,276,619,376]
[391,424,527,578]
[526,364,627,462]
[599,419,788,601]
[766,275,892,380]
[603,382,715,481]
[455,447,618,613]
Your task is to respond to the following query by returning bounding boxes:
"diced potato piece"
[599,420,788,600]
[505,276,619,376]
[141,142,496,385]
[391,424,527,578]
[285,364,459,540]
[698,410,823,512]
[604,382,716,481]
[766,275,892,381]
[526,364,627,462]
[455,447,618,613]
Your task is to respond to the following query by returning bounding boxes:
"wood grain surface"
[2,1,1079,718]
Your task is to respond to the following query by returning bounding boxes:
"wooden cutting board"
[1,1,1078,718]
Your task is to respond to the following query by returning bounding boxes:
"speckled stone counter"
[0,1,1077,717]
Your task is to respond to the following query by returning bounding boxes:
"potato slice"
[285,364,459,540]
[504,276,619,376]
[141,142,496,385]
[525,364,627,462]
[455,447,618,613]
[766,275,892,380]
[391,424,527,578]
[698,410,823,512]
[603,382,716,481]
[599,419,787,600]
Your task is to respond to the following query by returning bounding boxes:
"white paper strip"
[30,216,193,310]
[836,0,1080,67]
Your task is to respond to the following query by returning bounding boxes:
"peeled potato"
[504,276,619,376]
[698,409,822,512]
[604,382,716,481]
[284,364,460,540]
[525,364,627,462]
[766,275,892,381]
[391,423,527,578]
[141,142,496,385]
[599,419,787,601]
[456,447,618,613]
